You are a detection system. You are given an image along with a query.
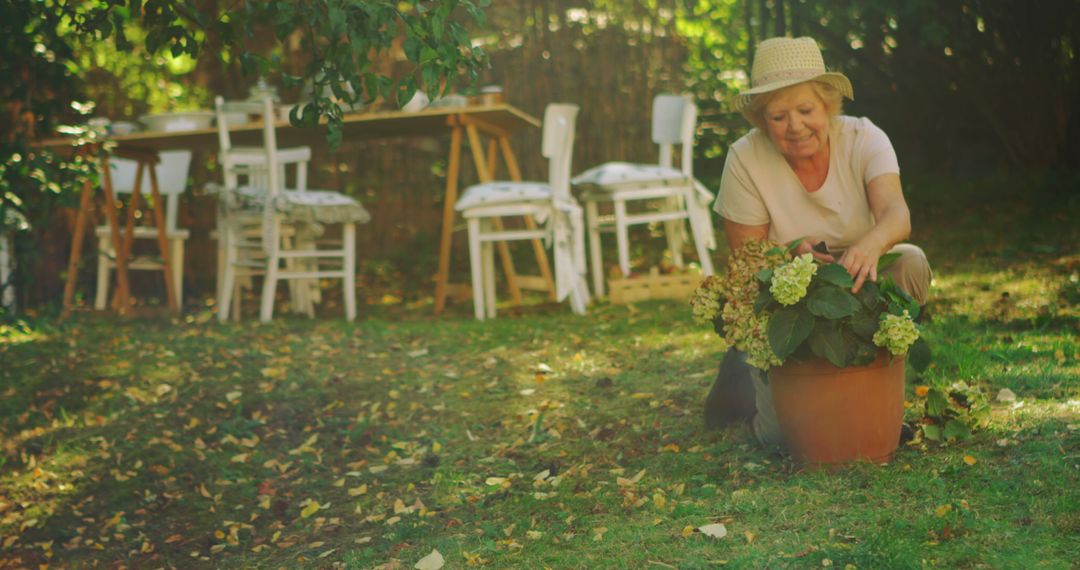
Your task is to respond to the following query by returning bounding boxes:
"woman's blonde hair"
[741,80,844,131]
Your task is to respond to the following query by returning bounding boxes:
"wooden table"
[49,104,553,315]
[55,146,179,317]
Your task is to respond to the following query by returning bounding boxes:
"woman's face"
[762,83,831,161]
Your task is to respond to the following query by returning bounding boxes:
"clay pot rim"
[772,351,904,377]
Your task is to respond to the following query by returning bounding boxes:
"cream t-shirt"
[713,116,900,249]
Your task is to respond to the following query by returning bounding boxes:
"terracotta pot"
[769,352,905,467]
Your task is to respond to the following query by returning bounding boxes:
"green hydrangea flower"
[769,253,817,306]
[689,276,726,324]
[873,311,920,355]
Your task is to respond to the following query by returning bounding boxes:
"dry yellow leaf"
[681,525,695,538]
[963,455,977,465]
[348,485,368,497]
[300,501,320,518]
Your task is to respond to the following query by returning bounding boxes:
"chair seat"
[455,181,552,211]
[95,226,190,239]
[227,187,372,225]
[571,162,690,191]
[225,146,312,165]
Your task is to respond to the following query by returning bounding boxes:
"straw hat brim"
[732,72,854,113]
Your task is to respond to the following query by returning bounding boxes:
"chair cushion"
[226,187,372,225]
[571,162,689,190]
[455,181,551,211]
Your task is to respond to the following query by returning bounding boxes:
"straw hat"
[732,37,853,112]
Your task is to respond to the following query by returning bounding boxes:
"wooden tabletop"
[38,104,541,152]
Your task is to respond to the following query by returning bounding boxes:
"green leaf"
[943,419,971,440]
[854,281,881,310]
[753,288,774,314]
[815,263,855,288]
[877,252,902,272]
[784,238,804,255]
[808,320,852,368]
[923,424,942,442]
[927,389,949,417]
[326,119,343,150]
[767,305,815,361]
[909,337,931,372]
[849,310,879,338]
[755,267,773,283]
[806,286,862,319]
[404,36,422,62]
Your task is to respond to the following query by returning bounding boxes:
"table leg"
[61,177,95,319]
[499,136,556,300]
[146,162,179,313]
[466,125,522,305]
[112,162,143,310]
[434,125,463,315]
[100,157,131,315]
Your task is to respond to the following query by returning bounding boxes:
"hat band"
[752,67,825,88]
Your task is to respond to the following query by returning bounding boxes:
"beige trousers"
[752,243,932,446]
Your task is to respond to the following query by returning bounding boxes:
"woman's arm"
[722,219,770,253]
[840,172,912,293]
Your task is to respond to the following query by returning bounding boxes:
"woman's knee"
[884,243,932,305]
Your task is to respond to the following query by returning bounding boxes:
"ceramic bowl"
[139,111,215,132]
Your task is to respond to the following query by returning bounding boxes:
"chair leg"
[215,227,226,306]
[613,199,631,277]
[218,231,238,322]
[664,197,685,269]
[585,199,605,298]
[260,261,278,323]
[95,234,111,311]
[482,239,496,319]
[686,196,715,276]
[171,238,184,309]
[260,221,280,323]
[343,223,356,322]
[467,218,485,321]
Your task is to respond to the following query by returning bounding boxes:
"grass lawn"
[1,172,1078,568]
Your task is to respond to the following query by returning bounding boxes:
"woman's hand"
[839,238,885,293]
[791,237,835,263]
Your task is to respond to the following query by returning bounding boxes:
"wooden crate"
[608,267,704,304]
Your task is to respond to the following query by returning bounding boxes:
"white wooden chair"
[214,96,371,322]
[95,150,192,309]
[455,103,589,320]
[571,94,716,297]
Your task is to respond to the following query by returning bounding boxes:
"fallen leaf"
[681,525,695,538]
[698,523,728,539]
[300,500,320,518]
[414,548,444,570]
[914,385,930,397]
[996,388,1017,402]
[963,455,977,466]
[616,469,646,487]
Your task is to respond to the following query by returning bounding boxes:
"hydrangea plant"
[691,239,931,371]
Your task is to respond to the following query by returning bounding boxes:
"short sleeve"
[713,146,770,225]
[857,119,900,184]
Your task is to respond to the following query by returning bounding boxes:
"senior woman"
[703,37,932,446]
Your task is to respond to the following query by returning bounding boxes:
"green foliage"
[756,253,925,368]
[911,382,990,444]
[1,0,490,229]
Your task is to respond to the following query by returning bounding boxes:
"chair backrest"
[651,94,697,177]
[214,96,281,197]
[541,103,579,202]
[108,150,192,233]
